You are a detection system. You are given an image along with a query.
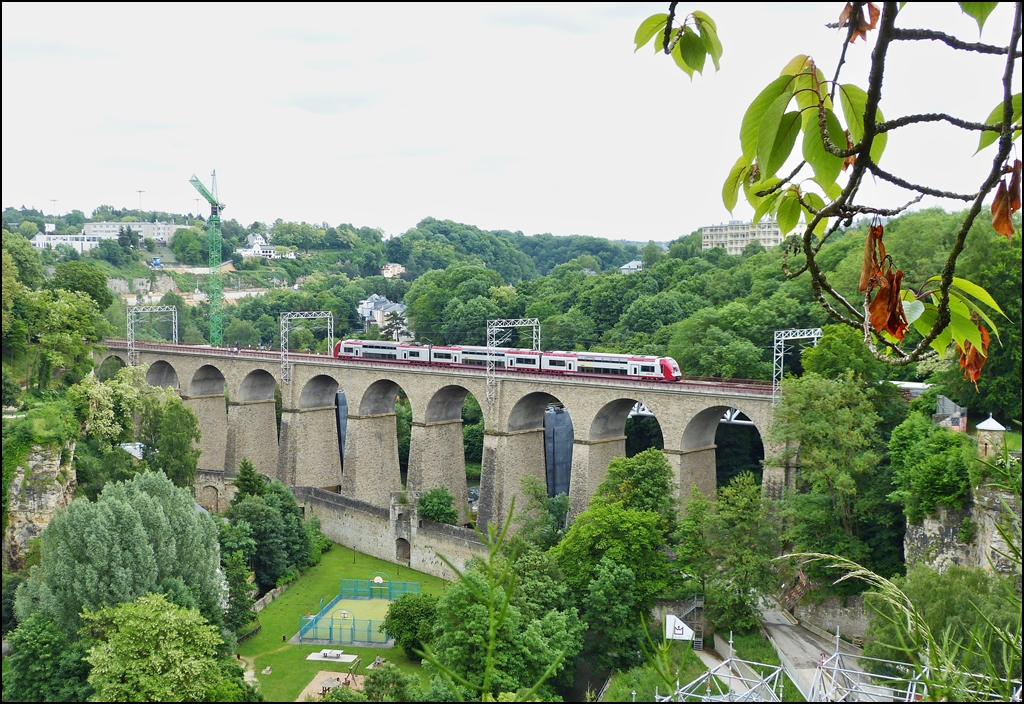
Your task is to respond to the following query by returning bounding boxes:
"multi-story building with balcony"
[701,219,783,256]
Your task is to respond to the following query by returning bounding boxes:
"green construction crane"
[190,171,225,345]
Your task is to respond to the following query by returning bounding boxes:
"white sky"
[2,2,1018,241]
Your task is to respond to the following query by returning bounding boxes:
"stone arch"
[146,360,179,390]
[507,391,560,432]
[590,398,642,440]
[358,379,404,415]
[299,374,340,409]
[681,403,766,491]
[395,538,410,562]
[97,354,126,381]
[425,384,471,423]
[238,369,277,402]
[683,404,759,449]
[198,485,219,512]
[190,364,226,397]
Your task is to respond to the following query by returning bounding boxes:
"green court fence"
[338,578,420,600]
[298,613,388,644]
[296,577,421,643]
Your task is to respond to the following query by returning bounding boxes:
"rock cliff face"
[904,484,1021,575]
[2,442,77,571]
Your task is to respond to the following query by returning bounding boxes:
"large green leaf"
[838,83,888,165]
[951,290,1001,341]
[976,93,1023,153]
[925,275,1007,316]
[839,84,868,143]
[902,298,925,326]
[679,27,706,75]
[802,109,845,190]
[722,155,748,212]
[634,14,669,52]
[912,304,935,338]
[776,189,802,234]
[757,93,795,178]
[949,310,985,355]
[793,67,831,116]
[959,2,999,33]
[745,176,781,210]
[803,191,828,237]
[691,10,717,33]
[767,112,801,177]
[693,12,722,71]
[752,191,781,225]
[779,54,811,76]
[912,306,955,358]
[671,41,694,77]
[740,75,794,161]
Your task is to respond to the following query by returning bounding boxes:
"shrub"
[417,487,458,525]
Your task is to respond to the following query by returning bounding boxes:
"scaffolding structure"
[280,311,333,383]
[809,640,1022,702]
[657,635,784,702]
[772,328,822,404]
[485,318,539,404]
[127,305,178,366]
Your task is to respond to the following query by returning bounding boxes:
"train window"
[548,359,566,367]
[641,365,655,373]
[516,357,537,365]
[343,347,354,354]
[408,351,420,357]
[434,352,452,360]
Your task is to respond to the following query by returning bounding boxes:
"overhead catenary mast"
[189,171,225,345]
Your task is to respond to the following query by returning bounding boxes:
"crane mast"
[189,171,225,345]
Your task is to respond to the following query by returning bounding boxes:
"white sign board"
[665,614,694,641]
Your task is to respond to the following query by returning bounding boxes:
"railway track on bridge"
[102,339,773,398]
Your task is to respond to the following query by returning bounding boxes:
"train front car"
[661,357,682,381]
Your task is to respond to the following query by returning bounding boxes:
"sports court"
[296,572,420,645]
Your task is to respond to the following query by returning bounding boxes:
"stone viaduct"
[98,341,785,525]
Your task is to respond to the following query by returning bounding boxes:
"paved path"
[760,604,863,698]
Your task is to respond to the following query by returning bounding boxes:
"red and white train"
[333,339,683,382]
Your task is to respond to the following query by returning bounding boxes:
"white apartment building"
[701,219,783,256]
[31,220,188,253]
[83,221,187,244]
[31,231,106,253]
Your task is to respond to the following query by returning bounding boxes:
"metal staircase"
[680,593,705,650]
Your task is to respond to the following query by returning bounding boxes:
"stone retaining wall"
[792,595,869,642]
[294,487,487,581]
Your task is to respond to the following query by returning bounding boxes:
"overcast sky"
[2,2,1017,241]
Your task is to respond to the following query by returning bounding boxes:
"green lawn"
[237,544,448,702]
[729,631,806,703]
[602,642,706,702]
